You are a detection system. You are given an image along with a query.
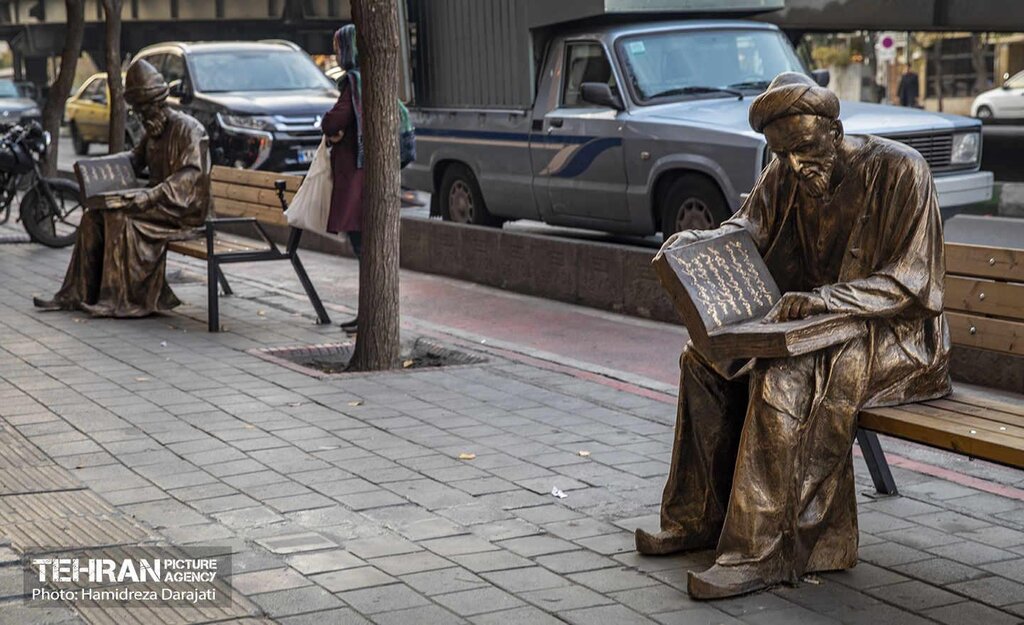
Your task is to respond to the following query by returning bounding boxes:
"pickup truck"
[401,6,992,239]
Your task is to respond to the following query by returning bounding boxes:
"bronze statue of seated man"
[34,59,210,318]
[637,73,951,600]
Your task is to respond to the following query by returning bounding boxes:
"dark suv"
[132,41,338,171]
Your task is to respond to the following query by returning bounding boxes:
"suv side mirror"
[811,69,830,88]
[580,82,624,111]
[168,79,192,103]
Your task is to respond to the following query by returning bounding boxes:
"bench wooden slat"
[946,384,1024,418]
[211,165,303,192]
[946,311,1024,356]
[213,198,289,228]
[859,403,1024,468]
[211,181,296,208]
[945,242,1024,283]
[895,401,1024,440]
[168,234,269,260]
[924,398,1024,430]
[945,276,1024,321]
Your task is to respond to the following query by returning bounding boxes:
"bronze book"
[653,229,866,360]
[74,153,143,210]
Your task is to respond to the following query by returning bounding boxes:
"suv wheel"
[659,174,729,241]
[439,164,502,227]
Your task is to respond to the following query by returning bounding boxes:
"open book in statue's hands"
[652,229,866,360]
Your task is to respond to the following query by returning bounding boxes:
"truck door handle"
[548,118,564,128]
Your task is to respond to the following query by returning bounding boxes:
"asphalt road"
[982,123,1024,182]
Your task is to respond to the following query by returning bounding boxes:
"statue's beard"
[144,115,166,138]
[796,157,835,199]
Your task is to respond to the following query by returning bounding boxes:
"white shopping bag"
[284,137,333,233]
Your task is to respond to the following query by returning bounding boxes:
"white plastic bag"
[284,137,333,233]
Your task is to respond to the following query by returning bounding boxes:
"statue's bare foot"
[634,528,713,556]
[687,563,770,600]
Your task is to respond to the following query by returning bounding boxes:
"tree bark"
[41,0,85,176]
[102,0,125,152]
[970,34,989,95]
[934,37,944,113]
[348,0,401,372]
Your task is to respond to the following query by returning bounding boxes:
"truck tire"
[70,123,90,156]
[659,174,730,241]
[976,105,994,121]
[439,164,502,227]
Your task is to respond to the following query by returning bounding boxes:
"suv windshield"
[190,50,334,93]
[616,29,805,103]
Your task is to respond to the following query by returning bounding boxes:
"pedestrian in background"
[323,24,365,333]
[897,63,920,108]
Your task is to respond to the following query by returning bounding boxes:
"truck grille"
[888,133,954,171]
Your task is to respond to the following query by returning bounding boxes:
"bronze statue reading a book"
[33,59,210,317]
[639,73,951,600]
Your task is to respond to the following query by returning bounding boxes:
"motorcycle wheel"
[21,179,84,248]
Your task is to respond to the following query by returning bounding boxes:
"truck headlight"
[22,107,40,118]
[218,113,276,132]
[951,131,980,165]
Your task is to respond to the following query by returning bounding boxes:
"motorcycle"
[0,121,83,248]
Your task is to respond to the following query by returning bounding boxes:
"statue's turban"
[124,59,169,106]
[748,72,840,133]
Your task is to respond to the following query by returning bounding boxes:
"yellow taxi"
[64,73,114,155]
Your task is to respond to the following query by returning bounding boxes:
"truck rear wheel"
[659,174,729,242]
[439,164,502,227]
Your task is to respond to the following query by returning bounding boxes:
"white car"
[972,70,1024,120]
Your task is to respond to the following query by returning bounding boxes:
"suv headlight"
[218,113,276,133]
[951,131,980,165]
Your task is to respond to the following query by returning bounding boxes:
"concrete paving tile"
[738,606,841,624]
[191,493,261,514]
[714,592,797,617]
[875,525,962,550]
[497,534,578,557]
[535,550,619,574]
[371,605,468,625]
[544,517,620,541]
[338,583,431,614]
[651,607,745,625]
[250,584,345,617]
[947,575,1024,607]
[522,584,615,612]
[575,531,638,556]
[903,480,983,501]
[345,534,422,559]
[513,504,584,525]
[421,534,500,556]
[256,531,338,554]
[333,489,408,510]
[981,557,1024,584]
[264,492,336,513]
[401,566,490,596]
[451,550,534,573]
[213,506,286,530]
[568,567,661,593]
[893,557,988,586]
[287,550,365,575]
[957,526,1024,549]
[923,601,1022,625]
[369,551,453,576]
[865,580,962,611]
[911,511,993,534]
[609,584,699,615]
[311,566,396,592]
[280,608,372,625]
[858,542,932,567]
[928,540,1020,566]
[481,566,573,593]
[560,604,658,625]
[469,606,566,625]
[434,586,526,616]
[229,567,311,595]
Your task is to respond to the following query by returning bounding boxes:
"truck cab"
[403,11,992,238]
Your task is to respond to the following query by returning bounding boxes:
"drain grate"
[251,337,487,377]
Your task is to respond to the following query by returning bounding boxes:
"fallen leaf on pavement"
[134,377,149,382]
[402,359,414,368]
[257,310,266,317]
[348,400,363,407]
[578,450,591,457]
[458,453,476,460]
[551,487,567,499]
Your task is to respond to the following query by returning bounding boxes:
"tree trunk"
[970,34,989,95]
[348,0,401,372]
[102,0,125,153]
[41,0,84,176]
[934,37,944,112]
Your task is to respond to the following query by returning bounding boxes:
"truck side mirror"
[168,79,193,103]
[811,69,830,88]
[580,83,624,111]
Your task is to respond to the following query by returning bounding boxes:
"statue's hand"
[654,230,702,262]
[763,292,827,323]
[122,190,151,213]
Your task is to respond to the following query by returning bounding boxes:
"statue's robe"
[660,135,951,583]
[51,109,209,317]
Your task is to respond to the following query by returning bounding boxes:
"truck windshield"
[190,50,335,93]
[616,29,805,104]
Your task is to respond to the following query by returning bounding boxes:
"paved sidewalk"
[1,237,1024,625]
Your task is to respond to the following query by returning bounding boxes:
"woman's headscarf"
[334,24,365,167]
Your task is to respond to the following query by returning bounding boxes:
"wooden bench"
[857,218,1024,495]
[166,165,330,332]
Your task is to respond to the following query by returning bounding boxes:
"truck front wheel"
[439,164,502,227]
[659,174,729,242]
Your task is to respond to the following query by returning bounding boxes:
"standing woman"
[323,24,364,333]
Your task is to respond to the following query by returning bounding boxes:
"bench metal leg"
[857,429,898,496]
[216,267,233,296]
[206,228,220,332]
[289,252,331,325]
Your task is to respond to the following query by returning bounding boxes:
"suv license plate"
[297,148,317,164]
